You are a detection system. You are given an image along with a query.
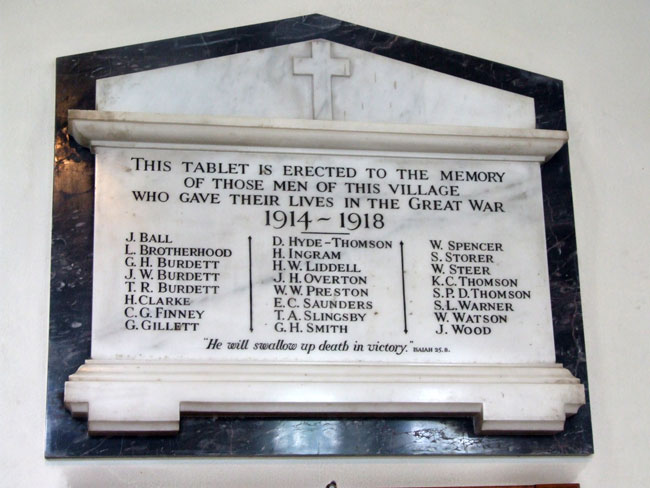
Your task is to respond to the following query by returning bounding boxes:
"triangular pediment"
[96,39,535,128]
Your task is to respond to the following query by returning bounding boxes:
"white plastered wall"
[0,1,648,487]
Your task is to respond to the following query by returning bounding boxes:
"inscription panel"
[93,148,554,363]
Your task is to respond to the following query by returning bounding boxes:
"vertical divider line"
[400,241,408,334]
[248,236,253,333]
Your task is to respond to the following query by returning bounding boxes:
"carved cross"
[293,41,351,120]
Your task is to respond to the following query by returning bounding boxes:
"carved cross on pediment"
[293,40,351,120]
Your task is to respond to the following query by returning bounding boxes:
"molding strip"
[69,110,568,162]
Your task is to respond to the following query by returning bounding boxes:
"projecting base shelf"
[64,360,585,435]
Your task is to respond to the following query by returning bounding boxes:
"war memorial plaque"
[47,15,592,456]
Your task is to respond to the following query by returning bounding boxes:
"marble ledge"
[65,360,585,436]
[68,110,568,162]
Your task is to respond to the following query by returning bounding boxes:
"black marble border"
[46,14,592,457]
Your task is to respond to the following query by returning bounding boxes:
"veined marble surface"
[91,145,554,363]
[96,40,535,128]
